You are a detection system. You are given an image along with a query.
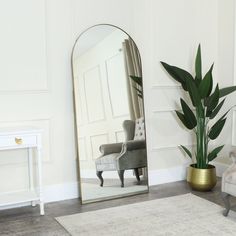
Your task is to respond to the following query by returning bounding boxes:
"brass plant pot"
[187,164,217,191]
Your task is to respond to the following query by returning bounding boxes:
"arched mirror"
[72,24,148,203]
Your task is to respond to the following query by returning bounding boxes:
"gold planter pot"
[187,164,217,191]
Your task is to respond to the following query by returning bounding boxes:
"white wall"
[215,0,236,165]
[0,0,234,203]
[133,0,219,184]
[0,0,77,201]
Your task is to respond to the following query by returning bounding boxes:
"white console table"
[0,127,44,215]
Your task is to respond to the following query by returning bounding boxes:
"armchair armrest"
[230,151,236,163]
[122,139,146,151]
[99,142,123,155]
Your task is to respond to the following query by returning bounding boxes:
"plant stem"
[196,105,207,169]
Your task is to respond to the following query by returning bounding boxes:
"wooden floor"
[0,179,235,235]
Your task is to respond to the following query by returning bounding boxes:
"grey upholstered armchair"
[222,151,236,216]
[95,117,147,187]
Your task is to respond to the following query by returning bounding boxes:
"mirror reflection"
[72,25,148,203]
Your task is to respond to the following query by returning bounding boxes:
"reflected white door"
[74,30,130,175]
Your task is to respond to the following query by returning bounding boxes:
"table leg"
[28,148,36,207]
[37,147,44,215]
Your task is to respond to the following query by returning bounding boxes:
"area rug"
[56,193,236,236]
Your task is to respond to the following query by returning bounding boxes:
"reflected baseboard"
[80,169,136,179]
[81,189,149,204]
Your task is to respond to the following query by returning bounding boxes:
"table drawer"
[0,135,37,148]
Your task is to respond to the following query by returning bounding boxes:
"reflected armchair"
[95,117,147,187]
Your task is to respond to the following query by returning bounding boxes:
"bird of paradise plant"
[161,45,236,169]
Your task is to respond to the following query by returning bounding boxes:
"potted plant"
[161,45,236,191]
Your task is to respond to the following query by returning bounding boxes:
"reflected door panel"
[106,53,130,117]
[72,24,148,203]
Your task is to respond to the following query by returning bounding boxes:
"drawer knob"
[15,137,23,145]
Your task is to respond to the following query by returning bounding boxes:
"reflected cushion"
[95,153,120,171]
[134,117,145,140]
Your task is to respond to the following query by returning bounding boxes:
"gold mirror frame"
[71,24,149,204]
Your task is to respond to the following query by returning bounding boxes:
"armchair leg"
[134,168,141,183]
[96,171,104,187]
[222,192,231,216]
[118,170,125,187]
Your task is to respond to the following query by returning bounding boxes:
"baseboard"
[43,182,79,203]
[0,162,229,211]
[0,166,188,210]
[0,182,80,211]
[148,164,188,186]
[148,161,230,186]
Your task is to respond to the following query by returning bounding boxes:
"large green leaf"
[175,111,195,130]
[208,118,226,140]
[208,99,225,119]
[198,64,213,98]
[186,78,201,107]
[219,86,236,98]
[195,44,202,84]
[137,93,143,99]
[131,76,143,99]
[208,145,224,162]
[160,62,193,91]
[180,99,197,128]
[132,86,143,95]
[180,145,192,159]
[206,84,219,113]
[130,75,142,87]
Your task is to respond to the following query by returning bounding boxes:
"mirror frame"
[71,24,149,204]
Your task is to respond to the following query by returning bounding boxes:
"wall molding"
[115,130,124,142]
[74,80,85,127]
[78,137,87,161]
[43,182,79,202]
[83,65,106,123]
[151,145,178,151]
[152,108,196,114]
[105,52,129,119]
[151,85,182,89]
[148,164,189,186]
[152,109,176,113]
[89,133,109,160]
[151,144,195,152]
[0,0,50,94]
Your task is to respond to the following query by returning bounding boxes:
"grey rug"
[56,193,236,236]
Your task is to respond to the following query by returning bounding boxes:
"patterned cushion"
[134,117,145,140]
[95,153,120,171]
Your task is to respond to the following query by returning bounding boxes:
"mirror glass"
[72,24,148,203]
